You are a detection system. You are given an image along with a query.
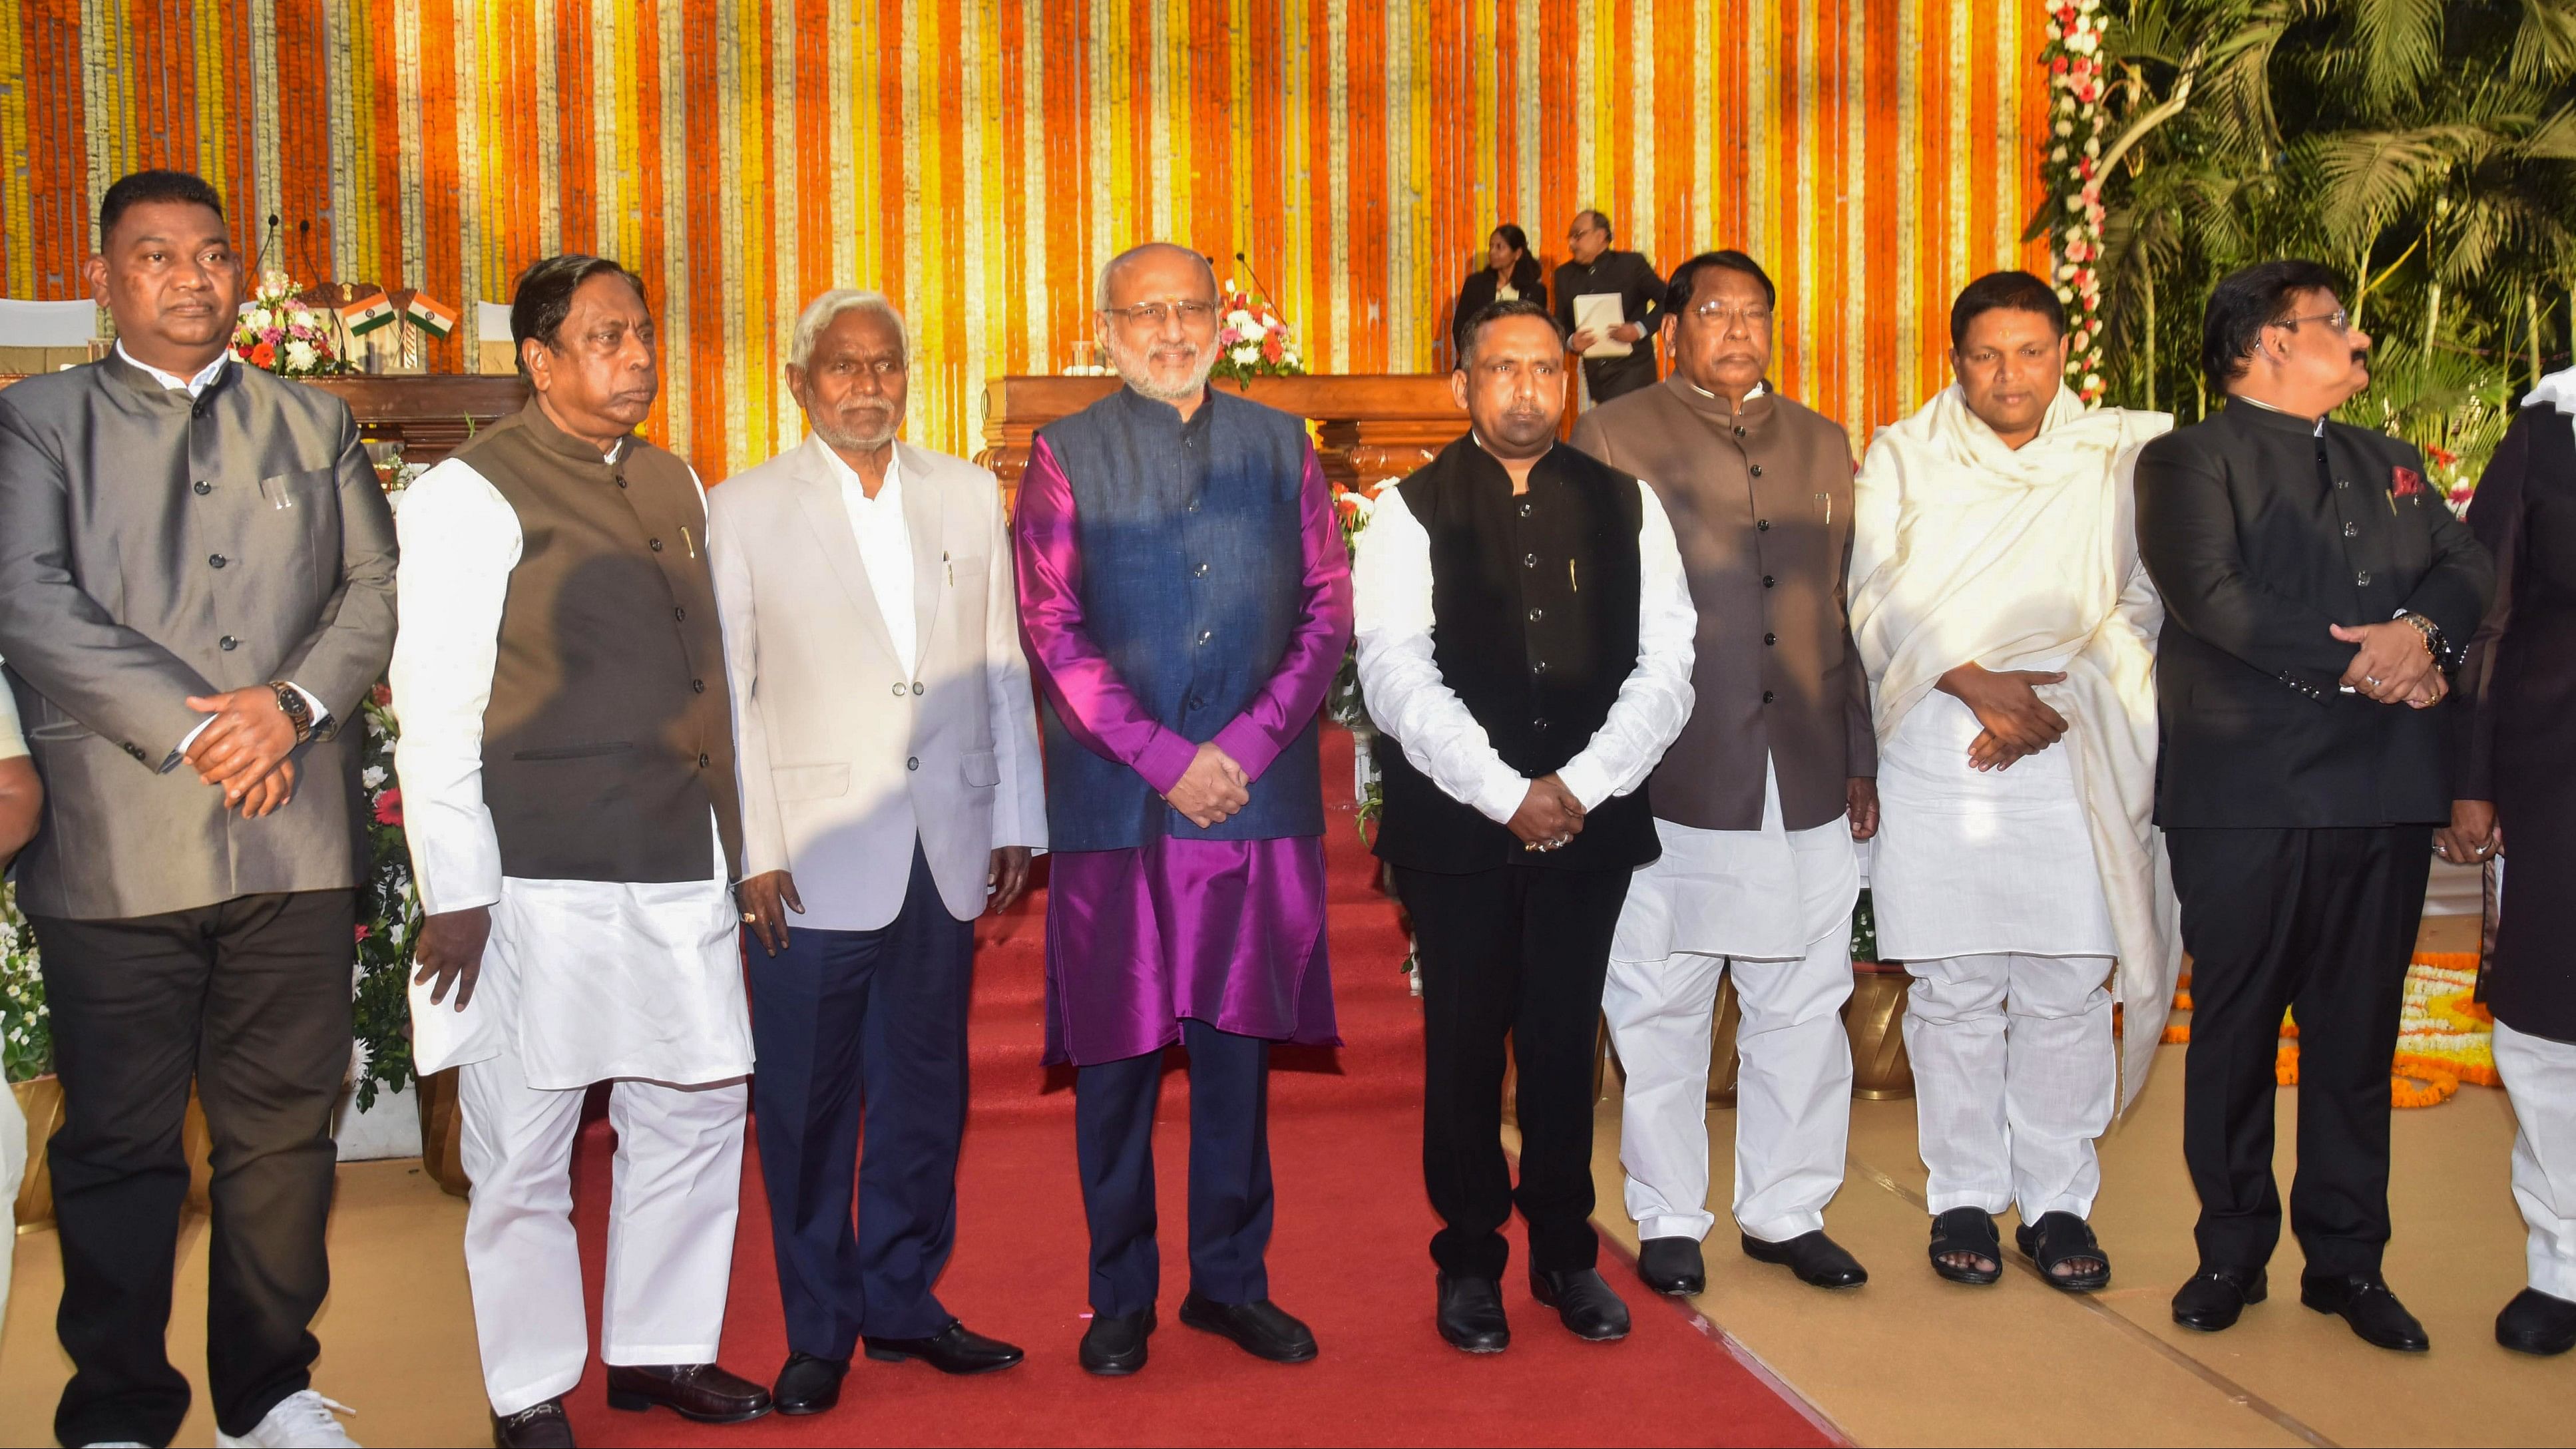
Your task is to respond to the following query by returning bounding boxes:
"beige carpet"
[1578,915,2569,1448]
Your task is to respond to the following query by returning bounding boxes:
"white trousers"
[2494,1020,2576,1302]
[1902,952,2114,1219]
[1604,934,1855,1245]
[459,1034,749,1415]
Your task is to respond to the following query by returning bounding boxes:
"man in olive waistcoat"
[395,256,771,1446]
[0,169,395,1449]
[1572,250,1881,1299]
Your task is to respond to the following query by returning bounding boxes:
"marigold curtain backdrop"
[0,0,2048,475]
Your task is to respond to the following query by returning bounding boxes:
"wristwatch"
[2394,610,2447,664]
[270,680,316,743]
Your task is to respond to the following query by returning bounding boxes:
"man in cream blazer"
[708,290,1045,1414]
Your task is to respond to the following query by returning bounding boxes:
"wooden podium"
[0,371,525,467]
[978,373,1464,501]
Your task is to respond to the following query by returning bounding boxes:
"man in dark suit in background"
[0,169,397,1448]
[1553,210,1663,407]
[2137,259,2491,1354]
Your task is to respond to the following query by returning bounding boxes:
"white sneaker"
[214,1390,360,1448]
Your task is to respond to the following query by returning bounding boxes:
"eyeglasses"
[2271,309,2350,334]
[1101,300,1218,329]
[1689,301,1772,326]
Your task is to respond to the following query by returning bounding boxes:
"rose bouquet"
[232,271,350,377]
[1209,283,1305,385]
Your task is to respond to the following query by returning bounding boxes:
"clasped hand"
[1938,663,2069,773]
[2331,621,2445,708]
[182,685,300,816]
[1509,773,1584,851]
[1166,741,1250,829]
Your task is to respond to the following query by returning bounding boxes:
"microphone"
[252,212,280,275]
[1233,251,1282,311]
[294,220,325,286]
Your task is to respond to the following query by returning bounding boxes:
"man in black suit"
[2137,260,2491,1352]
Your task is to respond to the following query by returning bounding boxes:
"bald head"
[1096,242,1219,311]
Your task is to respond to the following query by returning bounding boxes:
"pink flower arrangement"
[1210,284,1307,385]
[230,272,347,378]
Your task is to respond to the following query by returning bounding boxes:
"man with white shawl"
[1850,272,2178,1291]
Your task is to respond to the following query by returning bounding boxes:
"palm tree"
[2078,0,2575,489]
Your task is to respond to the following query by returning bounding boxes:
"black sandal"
[1928,1207,2003,1285]
[2016,1211,2111,1293]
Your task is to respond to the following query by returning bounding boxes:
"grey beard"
[1109,337,1217,402]
[812,415,900,453]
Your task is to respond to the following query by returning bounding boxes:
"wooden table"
[978,373,1466,498]
[0,371,526,467]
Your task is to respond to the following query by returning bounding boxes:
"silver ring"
[2364,675,2382,689]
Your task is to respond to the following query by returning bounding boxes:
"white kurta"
[1872,665,2117,961]
[393,452,753,1091]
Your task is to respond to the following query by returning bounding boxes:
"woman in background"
[2445,365,2576,1358]
[1452,224,1546,365]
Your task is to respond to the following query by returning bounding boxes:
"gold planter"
[1706,976,1743,1106]
[13,1075,61,1231]
[12,1077,214,1229]
[1846,965,1915,1100]
[414,1067,471,1197]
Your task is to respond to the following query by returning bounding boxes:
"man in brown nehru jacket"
[393,256,772,1446]
[1572,249,1881,1299]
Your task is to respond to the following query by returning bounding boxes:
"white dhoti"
[1876,685,2119,1219]
[411,833,757,1415]
[1604,764,1860,1245]
[2495,1020,2576,1303]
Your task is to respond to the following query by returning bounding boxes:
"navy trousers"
[748,845,974,1356]
[1074,1019,1273,1317]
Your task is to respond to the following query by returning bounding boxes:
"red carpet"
[558,727,1834,1446]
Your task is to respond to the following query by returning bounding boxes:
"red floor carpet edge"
[557,727,1832,1447]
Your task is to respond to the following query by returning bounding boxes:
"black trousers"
[29,889,356,1449]
[1394,861,1631,1280]
[1074,1019,1273,1317]
[2167,827,2428,1278]
[748,845,975,1354]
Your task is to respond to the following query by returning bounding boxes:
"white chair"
[0,299,103,373]
[475,300,515,375]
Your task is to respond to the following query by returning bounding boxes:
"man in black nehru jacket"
[2137,260,2491,1354]
[1353,298,1695,1354]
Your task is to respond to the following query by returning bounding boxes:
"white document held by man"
[1574,293,1631,358]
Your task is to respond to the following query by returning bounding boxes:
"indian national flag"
[404,292,458,339]
[338,290,397,335]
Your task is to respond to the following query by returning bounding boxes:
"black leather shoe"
[770,1353,848,1416]
[1740,1231,1868,1289]
[1435,1274,1510,1353]
[864,1321,1025,1375]
[603,1363,773,1424]
[492,1397,575,1448]
[1636,1236,1706,1297]
[1178,1293,1320,1362]
[2301,1274,2430,1352]
[2497,1288,2576,1356]
[1078,1309,1155,1376]
[2171,1266,2267,1331]
[1529,1267,1631,1341]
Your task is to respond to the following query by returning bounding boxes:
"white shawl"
[1850,385,2180,1110]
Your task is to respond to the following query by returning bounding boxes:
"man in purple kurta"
[1014,243,1351,1376]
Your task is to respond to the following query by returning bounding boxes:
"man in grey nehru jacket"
[0,168,395,1449]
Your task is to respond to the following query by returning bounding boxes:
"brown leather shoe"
[492,1396,576,1448]
[603,1363,774,1424]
